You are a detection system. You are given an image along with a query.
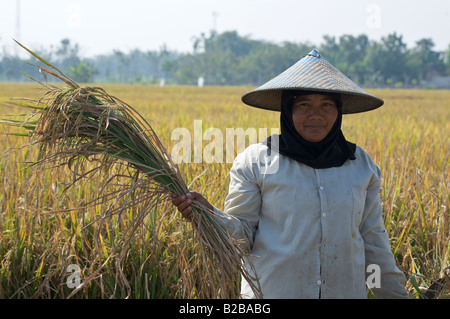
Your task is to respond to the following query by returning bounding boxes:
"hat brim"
[241,87,384,114]
[241,49,384,114]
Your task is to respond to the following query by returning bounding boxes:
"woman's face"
[291,94,338,142]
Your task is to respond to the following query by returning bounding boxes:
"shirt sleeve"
[210,151,262,252]
[360,164,409,299]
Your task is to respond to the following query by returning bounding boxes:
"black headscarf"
[267,90,356,169]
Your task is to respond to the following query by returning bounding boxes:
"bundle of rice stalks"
[1,41,262,299]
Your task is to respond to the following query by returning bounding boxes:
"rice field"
[0,83,449,299]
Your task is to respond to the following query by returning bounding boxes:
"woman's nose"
[308,106,323,118]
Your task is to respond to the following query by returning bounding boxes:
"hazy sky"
[1,0,449,57]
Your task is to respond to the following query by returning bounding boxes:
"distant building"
[423,75,450,89]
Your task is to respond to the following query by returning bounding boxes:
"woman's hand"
[171,191,213,221]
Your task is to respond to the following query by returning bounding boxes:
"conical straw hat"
[241,49,383,114]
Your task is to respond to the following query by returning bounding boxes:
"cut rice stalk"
[0,42,262,299]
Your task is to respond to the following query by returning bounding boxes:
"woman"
[172,50,408,299]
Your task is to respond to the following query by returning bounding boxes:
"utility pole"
[212,11,219,32]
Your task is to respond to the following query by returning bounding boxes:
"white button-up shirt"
[213,137,408,299]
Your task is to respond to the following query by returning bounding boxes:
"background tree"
[67,61,97,83]
[1,31,448,87]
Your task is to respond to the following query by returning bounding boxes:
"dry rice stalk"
[1,41,262,299]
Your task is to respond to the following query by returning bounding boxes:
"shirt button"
[319,186,324,191]
[322,212,326,217]
[317,280,322,285]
